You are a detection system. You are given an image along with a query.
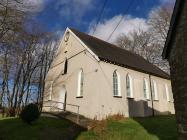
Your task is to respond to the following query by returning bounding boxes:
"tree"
[115,5,173,73]
[148,6,173,45]
[0,0,59,116]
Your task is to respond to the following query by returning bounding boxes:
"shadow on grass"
[133,115,177,140]
[128,99,177,140]
[0,116,86,140]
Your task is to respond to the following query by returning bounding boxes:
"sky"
[26,0,175,42]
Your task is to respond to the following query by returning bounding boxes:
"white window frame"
[113,70,121,97]
[49,81,53,100]
[77,69,84,97]
[143,78,149,100]
[152,80,158,100]
[165,84,170,102]
[126,74,133,98]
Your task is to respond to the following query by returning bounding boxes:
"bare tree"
[148,5,173,45]
[0,0,59,116]
[0,0,25,42]
[115,5,173,73]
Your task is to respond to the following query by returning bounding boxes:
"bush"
[20,103,40,124]
[7,107,16,117]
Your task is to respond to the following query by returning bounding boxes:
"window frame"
[151,80,158,100]
[143,78,149,100]
[49,81,53,101]
[165,84,170,102]
[126,74,133,98]
[77,69,84,98]
[113,70,121,97]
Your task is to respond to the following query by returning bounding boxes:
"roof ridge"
[70,28,147,60]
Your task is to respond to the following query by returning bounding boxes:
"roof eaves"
[99,57,170,80]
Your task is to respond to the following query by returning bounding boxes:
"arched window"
[151,80,158,100]
[64,58,68,74]
[165,84,170,101]
[126,74,133,98]
[143,78,149,99]
[49,81,53,100]
[113,70,121,96]
[77,69,84,97]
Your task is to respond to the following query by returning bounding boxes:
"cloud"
[55,0,94,22]
[55,30,65,38]
[88,15,149,43]
[159,0,175,5]
[23,0,46,12]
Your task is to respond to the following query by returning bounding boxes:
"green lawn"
[0,115,177,140]
[0,116,85,140]
[77,116,177,140]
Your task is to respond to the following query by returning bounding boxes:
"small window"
[77,69,84,97]
[64,58,68,74]
[143,78,149,99]
[113,70,121,96]
[49,81,53,100]
[151,80,158,100]
[126,74,133,98]
[165,84,170,102]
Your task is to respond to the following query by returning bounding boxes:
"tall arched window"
[77,69,84,97]
[151,80,158,100]
[165,84,170,101]
[113,70,121,96]
[126,74,133,98]
[49,81,53,100]
[64,58,68,74]
[143,78,149,99]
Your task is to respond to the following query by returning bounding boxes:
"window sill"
[113,96,122,98]
[76,96,83,98]
[127,97,134,99]
[153,99,159,101]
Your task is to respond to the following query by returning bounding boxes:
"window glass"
[113,71,119,96]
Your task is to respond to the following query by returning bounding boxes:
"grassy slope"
[77,116,177,140]
[0,116,85,140]
[0,115,177,140]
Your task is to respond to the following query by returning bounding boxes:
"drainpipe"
[149,75,155,117]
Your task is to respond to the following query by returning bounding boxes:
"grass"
[77,116,177,140]
[0,116,85,140]
[0,115,177,140]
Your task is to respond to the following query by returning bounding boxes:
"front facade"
[43,28,175,120]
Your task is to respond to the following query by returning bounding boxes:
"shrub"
[88,114,125,132]
[20,103,40,124]
[88,119,107,133]
[7,107,16,117]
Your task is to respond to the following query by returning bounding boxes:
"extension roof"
[70,28,170,79]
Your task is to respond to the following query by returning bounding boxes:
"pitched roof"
[70,28,170,79]
[162,0,183,59]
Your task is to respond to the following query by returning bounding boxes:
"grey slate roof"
[70,28,170,79]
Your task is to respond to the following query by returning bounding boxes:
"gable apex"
[66,27,100,61]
